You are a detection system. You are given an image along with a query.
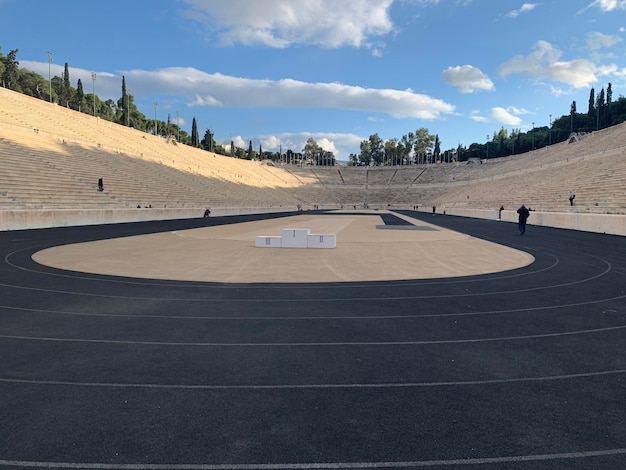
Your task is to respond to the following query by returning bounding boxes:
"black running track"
[0,211,625,469]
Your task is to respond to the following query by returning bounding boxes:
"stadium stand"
[1,86,625,233]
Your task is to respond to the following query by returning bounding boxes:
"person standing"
[517,204,530,235]
[568,190,575,206]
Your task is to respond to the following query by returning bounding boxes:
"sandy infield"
[32,211,534,283]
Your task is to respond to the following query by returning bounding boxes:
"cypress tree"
[121,76,129,126]
[60,62,71,107]
[191,117,199,147]
[587,87,595,132]
[76,78,84,112]
[606,83,612,126]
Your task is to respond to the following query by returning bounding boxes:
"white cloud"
[124,67,455,120]
[470,106,528,125]
[470,110,489,123]
[491,107,523,126]
[498,40,597,88]
[251,132,363,159]
[506,3,538,18]
[549,85,569,97]
[442,65,495,93]
[19,61,455,120]
[586,31,623,50]
[506,106,531,115]
[19,61,120,99]
[178,0,394,49]
[588,0,626,11]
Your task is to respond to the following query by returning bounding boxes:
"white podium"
[255,228,336,249]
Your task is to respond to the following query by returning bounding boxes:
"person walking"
[517,204,530,235]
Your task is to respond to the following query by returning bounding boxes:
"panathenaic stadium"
[1,86,625,234]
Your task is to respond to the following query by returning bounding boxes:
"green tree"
[359,139,372,166]
[384,138,399,165]
[201,128,214,151]
[413,128,434,164]
[1,48,20,90]
[587,87,595,132]
[0,47,5,84]
[570,101,577,134]
[303,137,321,164]
[597,87,605,129]
[368,133,384,165]
[191,117,199,147]
[119,75,129,126]
[433,134,441,161]
[399,132,415,165]
[247,140,253,159]
[56,62,72,107]
[75,78,85,112]
[17,68,48,99]
[606,83,612,126]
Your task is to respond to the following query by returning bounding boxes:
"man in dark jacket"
[517,204,530,235]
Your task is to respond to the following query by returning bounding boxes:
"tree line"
[2,46,625,166]
[351,82,626,166]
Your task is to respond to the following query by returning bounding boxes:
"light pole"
[126,88,130,127]
[47,51,53,103]
[531,121,535,150]
[176,111,180,142]
[154,101,158,135]
[91,72,96,116]
[486,134,489,159]
[549,114,552,145]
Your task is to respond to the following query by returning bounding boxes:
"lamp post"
[531,121,535,150]
[486,134,489,159]
[176,111,180,142]
[91,72,96,116]
[549,114,552,145]
[154,101,158,136]
[47,51,53,103]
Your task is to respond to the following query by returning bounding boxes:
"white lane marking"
[1,369,624,390]
[0,324,624,347]
[1,447,626,468]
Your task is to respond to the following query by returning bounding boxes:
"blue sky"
[2,0,625,161]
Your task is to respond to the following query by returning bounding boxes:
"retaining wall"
[2,205,625,237]
[0,207,293,231]
[445,207,626,236]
